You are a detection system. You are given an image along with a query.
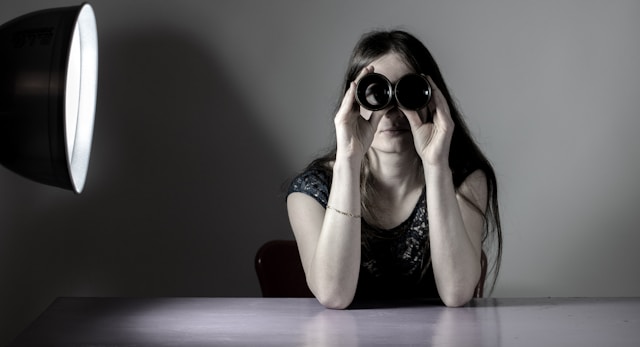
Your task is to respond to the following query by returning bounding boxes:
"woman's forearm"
[425,166,482,307]
[308,158,362,309]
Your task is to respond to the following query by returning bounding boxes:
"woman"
[287,30,502,309]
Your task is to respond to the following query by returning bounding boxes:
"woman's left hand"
[404,76,454,168]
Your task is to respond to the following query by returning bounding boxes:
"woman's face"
[363,53,428,156]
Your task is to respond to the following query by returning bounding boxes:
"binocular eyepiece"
[356,73,432,111]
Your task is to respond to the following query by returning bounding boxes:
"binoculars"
[356,73,432,111]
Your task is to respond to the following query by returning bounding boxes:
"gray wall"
[1,0,639,343]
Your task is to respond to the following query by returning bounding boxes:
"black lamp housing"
[0,3,98,193]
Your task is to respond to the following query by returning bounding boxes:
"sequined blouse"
[287,167,438,299]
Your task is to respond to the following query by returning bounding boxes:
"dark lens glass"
[364,83,390,107]
[356,73,393,110]
[395,74,431,110]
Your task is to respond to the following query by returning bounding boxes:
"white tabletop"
[10,297,640,346]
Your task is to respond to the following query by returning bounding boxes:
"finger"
[366,107,385,133]
[426,76,448,113]
[361,109,373,121]
[336,82,357,121]
[403,109,425,132]
[425,76,454,129]
[355,65,374,84]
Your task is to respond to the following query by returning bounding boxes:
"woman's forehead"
[369,53,414,82]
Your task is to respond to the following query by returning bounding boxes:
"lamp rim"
[64,2,98,193]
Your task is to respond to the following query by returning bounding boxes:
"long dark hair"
[306,30,502,294]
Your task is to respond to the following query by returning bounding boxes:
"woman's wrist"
[334,151,363,171]
[328,154,363,219]
[424,164,453,183]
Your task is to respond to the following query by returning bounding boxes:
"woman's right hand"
[334,66,384,162]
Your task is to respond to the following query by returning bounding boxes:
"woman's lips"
[381,127,410,132]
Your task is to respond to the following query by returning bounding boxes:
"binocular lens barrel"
[356,73,431,111]
[356,73,394,110]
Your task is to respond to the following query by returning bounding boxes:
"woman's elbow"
[313,286,355,310]
[317,296,352,310]
[440,288,474,307]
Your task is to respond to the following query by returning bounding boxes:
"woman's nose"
[384,107,405,119]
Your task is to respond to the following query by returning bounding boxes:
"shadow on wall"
[0,28,292,343]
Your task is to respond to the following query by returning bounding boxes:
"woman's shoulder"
[287,163,333,206]
[289,163,332,188]
[456,169,489,212]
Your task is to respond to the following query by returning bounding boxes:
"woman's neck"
[367,149,423,199]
